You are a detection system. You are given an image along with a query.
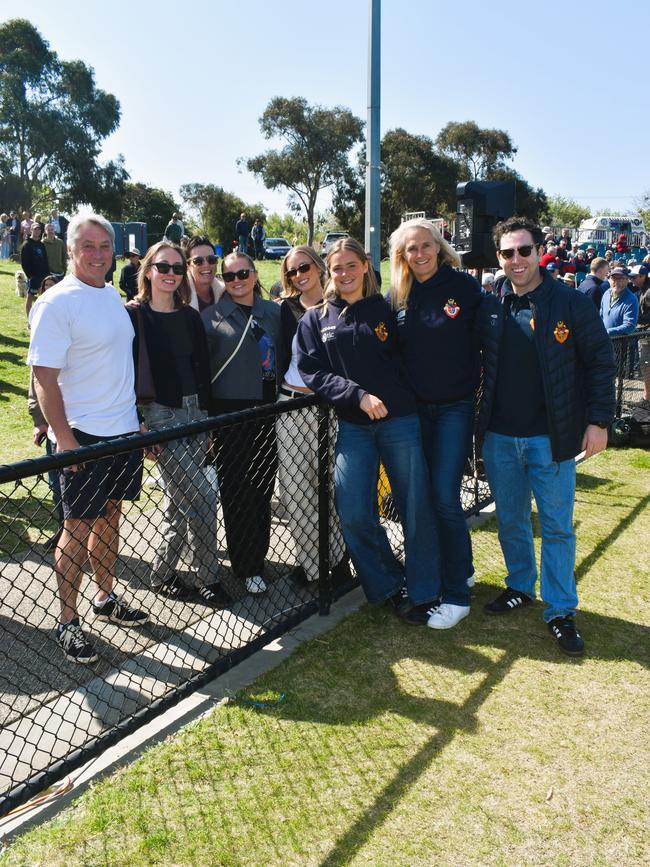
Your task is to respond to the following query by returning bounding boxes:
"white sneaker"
[427,603,470,630]
[467,572,476,588]
[245,575,267,595]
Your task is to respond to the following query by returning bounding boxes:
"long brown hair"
[136,241,190,307]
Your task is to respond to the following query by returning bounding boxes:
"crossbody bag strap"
[210,314,253,384]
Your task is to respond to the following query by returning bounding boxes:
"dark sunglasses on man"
[497,245,538,260]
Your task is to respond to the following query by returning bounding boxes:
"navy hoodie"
[390,264,483,403]
[296,294,417,425]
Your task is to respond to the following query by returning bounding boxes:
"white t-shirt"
[27,274,139,437]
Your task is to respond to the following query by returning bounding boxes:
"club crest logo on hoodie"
[374,321,388,342]
[443,298,460,319]
[554,321,569,343]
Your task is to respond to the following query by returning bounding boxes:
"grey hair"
[67,212,115,250]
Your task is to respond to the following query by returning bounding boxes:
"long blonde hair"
[280,245,327,297]
[388,218,460,309]
[323,237,378,304]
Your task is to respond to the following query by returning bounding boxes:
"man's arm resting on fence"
[32,366,80,453]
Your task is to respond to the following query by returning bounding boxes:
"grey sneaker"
[92,593,149,625]
[57,618,98,664]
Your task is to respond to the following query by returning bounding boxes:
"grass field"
[1,447,649,866]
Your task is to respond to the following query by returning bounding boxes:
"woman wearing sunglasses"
[276,246,348,588]
[202,252,285,595]
[185,235,225,312]
[388,218,483,629]
[296,238,440,622]
[128,241,231,607]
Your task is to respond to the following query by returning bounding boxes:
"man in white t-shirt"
[28,213,148,664]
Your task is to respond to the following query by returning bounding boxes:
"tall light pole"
[365,0,381,271]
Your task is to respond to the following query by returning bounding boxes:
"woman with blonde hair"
[276,245,349,588]
[128,241,230,606]
[297,237,440,624]
[388,218,483,629]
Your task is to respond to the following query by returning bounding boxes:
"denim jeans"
[141,395,219,588]
[418,399,474,606]
[238,235,248,253]
[335,414,440,605]
[482,431,578,621]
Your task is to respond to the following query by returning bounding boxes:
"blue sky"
[6,0,649,219]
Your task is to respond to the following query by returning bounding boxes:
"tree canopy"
[117,183,181,242]
[543,195,591,228]
[180,183,265,251]
[244,97,364,244]
[436,121,517,181]
[0,18,127,212]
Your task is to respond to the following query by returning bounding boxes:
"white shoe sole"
[427,606,470,630]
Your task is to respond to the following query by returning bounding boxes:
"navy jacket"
[389,264,483,403]
[579,273,607,310]
[296,294,416,425]
[476,271,616,462]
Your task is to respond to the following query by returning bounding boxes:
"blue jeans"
[418,399,474,606]
[335,414,440,605]
[482,432,577,621]
[238,235,248,253]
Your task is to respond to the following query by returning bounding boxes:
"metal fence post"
[317,403,331,616]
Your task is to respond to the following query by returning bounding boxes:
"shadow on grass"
[0,333,29,350]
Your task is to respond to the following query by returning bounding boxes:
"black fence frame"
[0,396,491,819]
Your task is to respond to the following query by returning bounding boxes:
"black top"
[297,294,416,425]
[127,304,211,409]
[20,238,49,283]
[279,295,308,376]
[487,290,548,437]
[149,310,196,397]
[119,263,140,301]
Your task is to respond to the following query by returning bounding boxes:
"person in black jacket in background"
[128,241,231,607]
[388,219,483,630]
[21,221,50,318]
[119,248,141,301]
[477,217,615,656]
[297,238,441,625]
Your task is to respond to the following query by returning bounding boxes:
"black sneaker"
[484,587,533,615]
[547,616,585,656]
[399,601,440,626]
[57,618,98,664]
[92,593,149,625]
[385,585,410,614]
[195,582,232,609]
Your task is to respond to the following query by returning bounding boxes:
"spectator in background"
[7,211,20,255]
[481,272,496,294]
[605,249,614,267]
[546,262,560,281]
[585,245,597,265]
[635,269,650,409]
[28,213,147,664]
[600,267,639,335]
[119,248,142,301]
[562,273,576,288]
[48,208,69,243]
[43,222,66,281]
[20,210,33,242]
[0,214,10,259]
[251,219,266,260]
[539,244,558,269]
[556,239,569,261]
[105,254,117,285]
[560,227,572,248]
[164,213,183,245]
[579,257,609,309]
[616,233,630,255]
[235,212,250,254]
[21,222,50,318]
[573,250,588,276]
[269,281,283,302]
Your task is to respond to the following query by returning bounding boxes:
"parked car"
[320,231,349,257]
[263,237,291,260]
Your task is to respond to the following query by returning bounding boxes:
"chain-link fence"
[0,397,491,818]
[610,330,650,446]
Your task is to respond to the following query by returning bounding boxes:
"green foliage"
[544,195,592,228]
[265,212,307,244]
[180,183,265,250]
[119,183,181,243]
[245,96,364,244]
[0,18,127,212]
[435,120,517,180]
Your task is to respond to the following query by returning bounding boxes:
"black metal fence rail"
[0,397,491,818]
[611,330,650,446]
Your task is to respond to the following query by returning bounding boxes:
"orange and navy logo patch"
[443,298,460,318]
[530,318,535,331]
[374,321,388,342]
[554,321,569,343]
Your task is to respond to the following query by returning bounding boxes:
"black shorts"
[58,429,143,520]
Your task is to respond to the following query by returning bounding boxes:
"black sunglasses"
[152,262,184,275]
[222,269,252,282]
[286,262,312,280]
[498,245,537,259]
[190,254,218,266]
